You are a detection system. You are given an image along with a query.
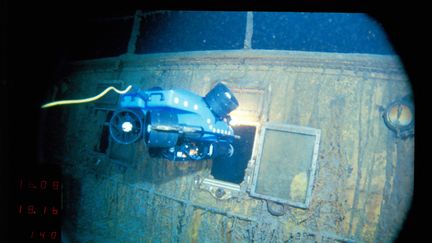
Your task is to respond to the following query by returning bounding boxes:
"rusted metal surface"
[50,50,413,242]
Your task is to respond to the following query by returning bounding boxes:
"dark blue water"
[136,11,246,53]
[136,11,394,55]
[69,18,133,60]
[71,11,395,60]
[252,12,395,54]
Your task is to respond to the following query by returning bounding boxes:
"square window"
[250,123,320,208]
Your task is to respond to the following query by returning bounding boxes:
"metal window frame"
[201,123,260,198]
[201,84,268,196]
[249,123,321,209]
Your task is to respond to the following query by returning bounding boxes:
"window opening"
[211,125,256,184]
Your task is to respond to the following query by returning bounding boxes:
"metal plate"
[250,123,321,209]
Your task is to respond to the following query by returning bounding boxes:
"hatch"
[250,123,321,209]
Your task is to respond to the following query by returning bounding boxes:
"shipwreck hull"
[45,50,413,243]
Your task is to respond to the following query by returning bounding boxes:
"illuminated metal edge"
[200,178,242,200]
[201,178,241,191]
[249,123,321,209]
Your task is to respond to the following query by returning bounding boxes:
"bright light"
[229,114,260,127]
[174,97,180,104]
[208,144,213,156]
[224,92,232,99]
[122,122,133,132]
[229,118,239,126]
[193,104,199,110]
[183,101,189,107]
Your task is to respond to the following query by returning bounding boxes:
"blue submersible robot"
[108,83,239,161]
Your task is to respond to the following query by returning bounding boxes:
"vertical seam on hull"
[244,12,254,49]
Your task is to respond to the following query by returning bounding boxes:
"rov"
[109,83,239,161]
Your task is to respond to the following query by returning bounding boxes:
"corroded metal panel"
[250,123,321,208]
[51,50,413,243]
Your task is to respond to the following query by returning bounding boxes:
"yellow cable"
[41,85,133,109]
